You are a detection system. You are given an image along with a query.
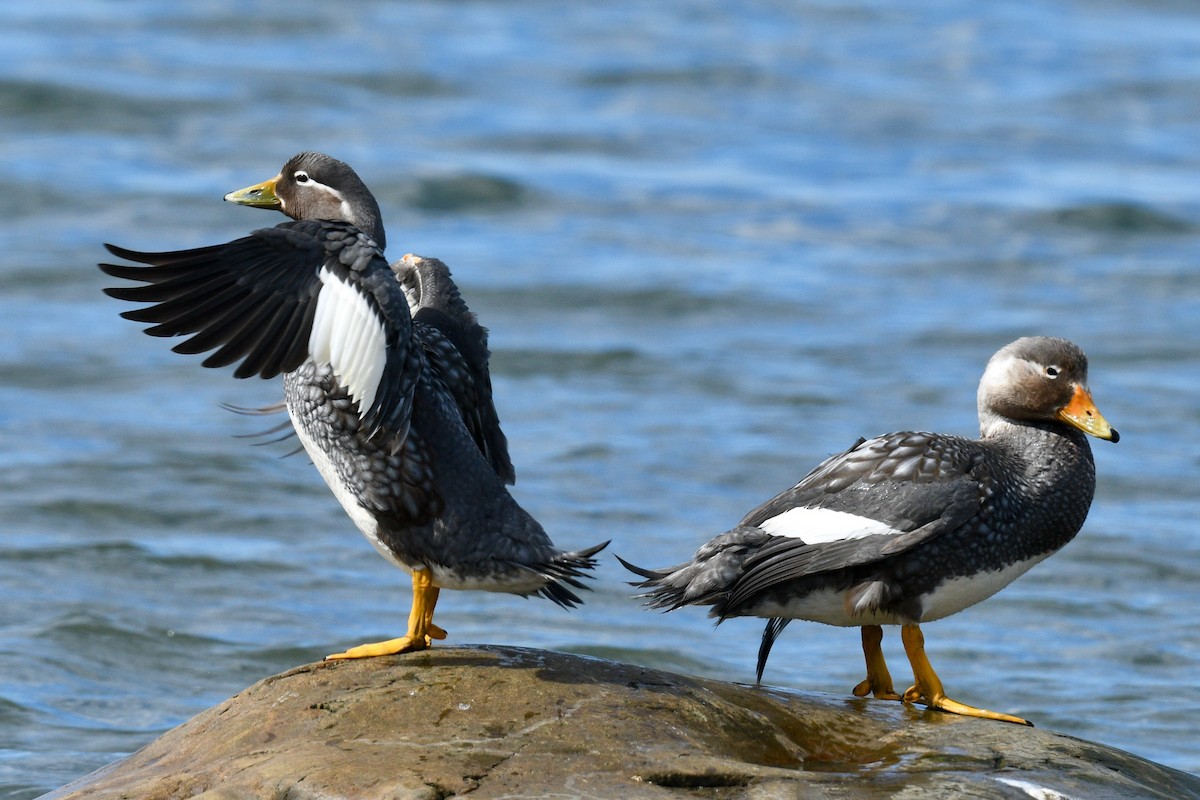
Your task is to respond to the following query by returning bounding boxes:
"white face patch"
[757,506,899,544]
[308,267,387,417]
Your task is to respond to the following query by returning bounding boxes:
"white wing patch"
[308,267,387,417]
[757,506,899,544]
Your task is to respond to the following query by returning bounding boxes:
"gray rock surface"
[44,645,1200,799]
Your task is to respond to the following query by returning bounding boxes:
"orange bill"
[1057,384,1119,442]
[224,175,282,209]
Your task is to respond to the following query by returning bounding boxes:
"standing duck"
[621,336,1117,725]
[100,152,606,659]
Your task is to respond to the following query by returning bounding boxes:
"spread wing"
[100,220,419,441]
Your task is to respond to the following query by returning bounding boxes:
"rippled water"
[3,2,1200,796]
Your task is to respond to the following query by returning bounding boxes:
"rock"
[44,645,1200,800]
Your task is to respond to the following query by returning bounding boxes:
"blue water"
[2,2,1199,795]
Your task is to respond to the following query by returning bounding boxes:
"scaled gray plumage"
[622,336,1118,725]
[101,152,606,659]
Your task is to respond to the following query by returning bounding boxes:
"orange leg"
[326,567,446,660]
[852,625,902,700]
[900,623,1031,726]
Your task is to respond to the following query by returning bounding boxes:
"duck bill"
[1057,384,1119,442]
[224,175,282,209]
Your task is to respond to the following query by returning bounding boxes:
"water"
[2,1,1199,795]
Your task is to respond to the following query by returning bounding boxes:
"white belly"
[285,402,417,577]
[745,554,1049,626]
[917,554,1048,621]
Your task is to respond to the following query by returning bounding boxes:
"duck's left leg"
[326,567,446,660]
[899,623,1031,725]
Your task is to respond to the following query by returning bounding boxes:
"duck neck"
[980,412,1096,487]
[352,199,386,251]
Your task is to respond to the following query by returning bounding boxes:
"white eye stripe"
[292,171,347,205]
[289,172,350,216]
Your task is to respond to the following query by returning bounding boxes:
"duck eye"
[1045,365,1060,379]
[294,171,310,183]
